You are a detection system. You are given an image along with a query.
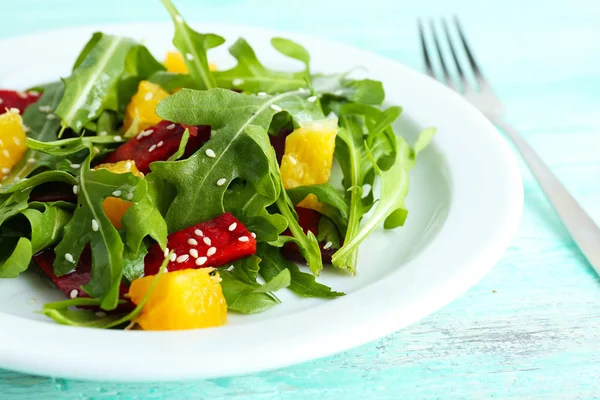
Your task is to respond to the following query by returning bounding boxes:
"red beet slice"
[269,127,293,164]
[0,89,41,114]
[281,207,339,264]
[33,247,133,311]
[101,120,210,174]
[144,213,256,276]
[29,182,77,204]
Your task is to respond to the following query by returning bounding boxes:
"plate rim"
[0,21,523,381]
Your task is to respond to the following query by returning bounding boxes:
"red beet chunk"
[282,207,338,264]
[144,213,256,276]
[29,182,77,204]
[0,89,41,114]
[33,248,133,310]
[101,121,210,174]
[269,127,293,165]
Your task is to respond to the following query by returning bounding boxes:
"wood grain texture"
[1,0,600,398]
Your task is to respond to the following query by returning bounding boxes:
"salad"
[0,0,435,330]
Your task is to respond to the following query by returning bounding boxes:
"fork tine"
[453,16,484,80]
[441,18,469,90]
[429,19,454,89]
[418,19,434,78]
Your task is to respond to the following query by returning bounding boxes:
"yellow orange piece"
[0,110,27,181]
[129,268,227,331]
[94,160,143,229]
[280,119,338,209]
[163,51,217,74]
[122,81,170,138]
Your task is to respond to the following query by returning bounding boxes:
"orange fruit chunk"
[94,160,143,229]
[163,51,217,74]
[280,119,338,209]
[0,110,27,181]
[122,81,170,138]
[129,268,227,331]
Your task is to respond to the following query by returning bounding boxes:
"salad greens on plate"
[0,0,434,331]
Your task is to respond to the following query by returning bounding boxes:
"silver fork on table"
[419,17,600,276]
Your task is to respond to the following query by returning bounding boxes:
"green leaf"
[166,129,190,162]
[148,71,197,92]
[161,0,225,90]
[55,33,137,132]
[252,269,290,293]
[257,244,343,298]
[2,82,65,184]
[53,155,147,310]
[270,37,310,71]
[26,135,123,157]
[213,38,309,93]
[286,183,349,234]
[22,203,72,253]
[313,73,385,105]
[317,216,341,249]
[0,237,31,278]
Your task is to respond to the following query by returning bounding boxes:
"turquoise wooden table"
[2,0,600,398]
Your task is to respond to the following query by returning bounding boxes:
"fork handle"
[492,118,600,275]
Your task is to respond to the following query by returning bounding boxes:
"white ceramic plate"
[0,23,523,381]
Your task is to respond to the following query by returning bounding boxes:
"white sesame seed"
[189,249,199,258]
[113,136,122,142]
[205,148,216,158]
[232,78,244,86]
[0,140,4,146]
[144,92,153,101]
[186,53,194,61]
[164,247,170,257]
[257,92,267,97]
[203,237,211,246]
[187,238,198,246]
[72,185,78,194]
[46,113,56,120]
[38,105,52,113]
[1,168,9,174]
[169,253,177,262]
[70,163,80,169]
[166,123,176,130]
[136,132,144,140]
[0,98,3,104]
[27,158,36,164]
[2,150,9,157]
[251,232,256,238]
[98,130,108,136]
[22,124,30,133]
[287,155,298,165]
[194,229,204,237]
[112,190,121,197]
[91,219,99,232]
[17,91,27,99]
[29,91,39,96]
[196,257,207,266]
[124,161,132,171]
[238,236,249,242]
[207,247,216,256]
[226,265,235,271]
[95,311,106,318]
[228,222,237,231]
[216,178,227,186]
[323,241,333,249]
[69,289,78,299]
[307,95,317,103]
[176,254,189,263]
[126,192,134,200]
[298,87,309,93]
[12,137,20,145]
[334,90,344,96]
[270,104,282,112]
[148,144,157,152]
[65,253,74,263]
[9,107,20,114]
[154,141,162,149]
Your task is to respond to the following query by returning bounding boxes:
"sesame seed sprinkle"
[113,136,122,142]
[196,257,207,266]
[207,247,216,256]
[226,265,235,271]
[126,193,134,200]
[176,254,190,263]
[189,249,199,258]
[0,99,3,104]
[98,131,108,136]
[13,137,21,145]
[9,107,20,114]
[70,163,80,169]
[124,161,132,170]
[238,236,249,242]
[1,168,9,174]
[17,91,27,99]
[232,78,244,86]
[323,241,333,249]
[72,185,78,195]
[298,87,309,93]
[251,232,256,238]
[29,91,39,96]
[216,178,227,186]
[46,113,56,120]
[186,53,194,61]
[148,144,157,152]
[112,190,121,197]
[65,253,74,263]
[95,311,107,318]
[194,229,204,237]
[228,222,237,231]
[157,141,164,148]
[91,219,99,232]
[2,150,9,157]
[205,149,216,158]
[270,104,282,112]
[169,253,177,262]
[164,247,170,257]
[203,237,211,246]
[166,123,176,130]
[188,238,198,246]
[22,125,30,133]
[257,92,267,97]
[38,105,52,113]
[307,95,317,103]
[144,92,153,101]
[69,289,78,299]
[27,158,36,164]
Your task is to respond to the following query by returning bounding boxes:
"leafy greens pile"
[0,0,434,325]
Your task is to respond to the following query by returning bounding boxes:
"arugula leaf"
[313,73,385,105]
[317,216,341,249]
[161,0,225,90]
[286,183,349,234]
[213,38,310,93]
[0,238,31,278]
[148,71,197,92]
[257,243,343,298]
[22,202,72,252]
[252,269,290,293]
[53,155,147,310]
[2,82,65,184]
[26,135,123,157]
[55,33,137,132]
[166,129,190,162]
[332,128,435,269]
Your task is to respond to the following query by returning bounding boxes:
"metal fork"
[419,17,600,276]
